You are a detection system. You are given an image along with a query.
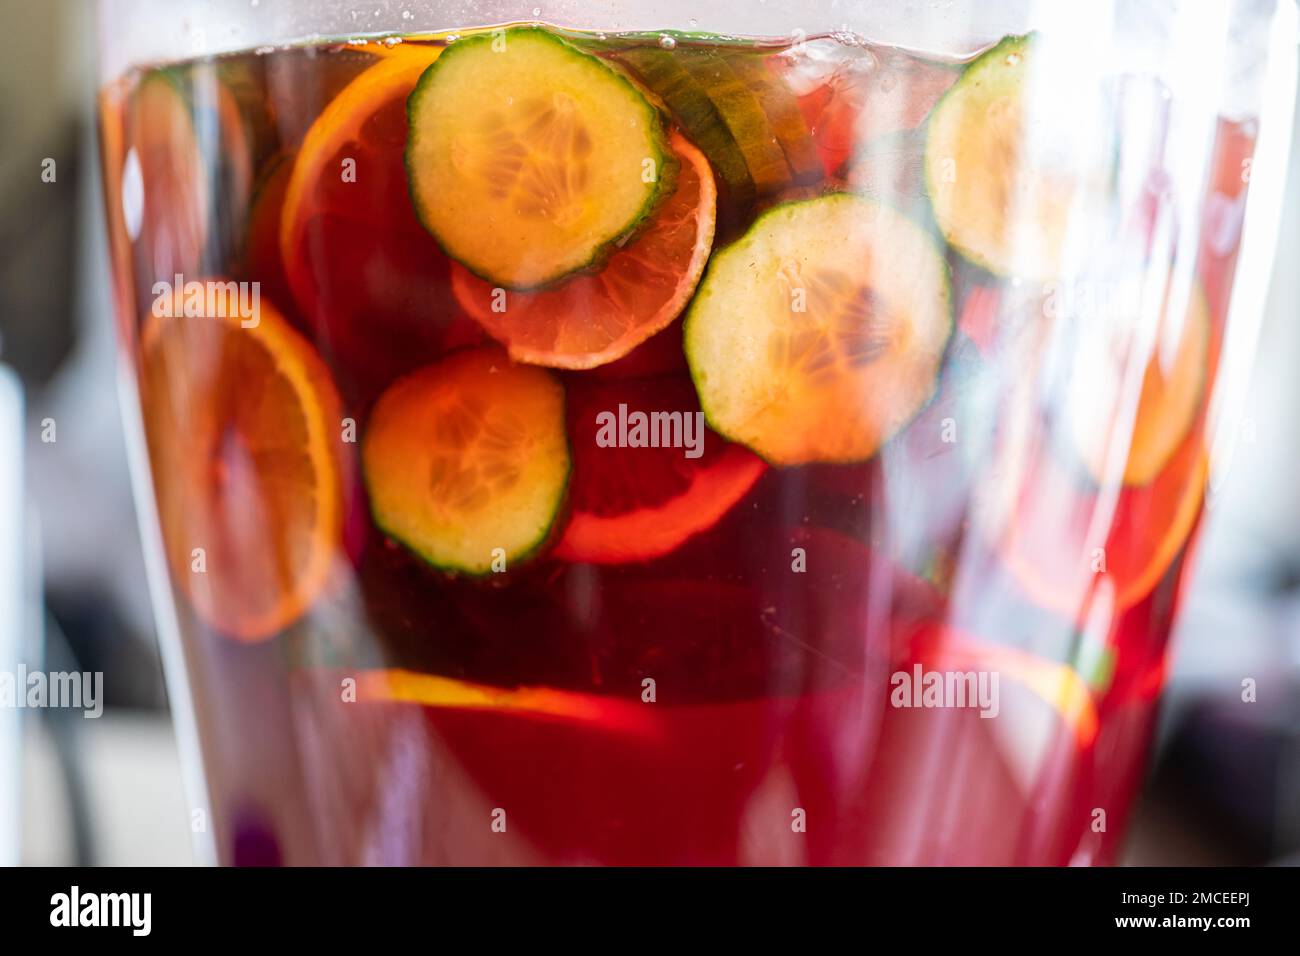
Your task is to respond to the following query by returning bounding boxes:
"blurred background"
[1,0,1298,865]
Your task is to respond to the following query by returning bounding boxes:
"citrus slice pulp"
[139,290,344,640]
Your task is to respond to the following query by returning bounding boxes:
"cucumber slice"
[363,347,570,574]
[685,193,952,465]
[608,46,758,208]
[670,49,789,194]
[608,44,820,207]
[925,34,1101,279]
[406,28,675,289]
[725,53,822,187]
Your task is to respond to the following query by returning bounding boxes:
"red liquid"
[98,27,1256,865]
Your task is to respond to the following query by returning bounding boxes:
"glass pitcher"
[95,0,1298,865]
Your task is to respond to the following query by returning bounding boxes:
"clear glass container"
[96,0,1297,865]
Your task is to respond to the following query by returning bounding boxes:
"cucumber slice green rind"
[672,49,790,194]
[406,27,676,289]
[924,33,1040,277]
[575,30,767,51]
[685,193,953,466]
[610,45,818,201]
[610,46,757,208]
[725,54,822,186]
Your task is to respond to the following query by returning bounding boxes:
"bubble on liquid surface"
[781,37,873,97]
[659,35,677,50]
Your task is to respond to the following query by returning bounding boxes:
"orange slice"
[554,376,765,564]
[128,66,259,283]
[139,289,344,640]
[278,47,452,401]
[355,668,659,739]
[932,642,1100,748]
[127,72,209,282]
[279,46,443,319]
[1068,282,1212,486]
[915,630,1100,748]
[1001,439,1208,615]
[449,130,717,370]
[977,277,1217,614]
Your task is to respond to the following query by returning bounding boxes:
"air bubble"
[659,34,677,50]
